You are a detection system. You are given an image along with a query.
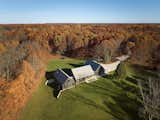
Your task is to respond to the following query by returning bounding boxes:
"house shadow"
[103,95,142,120]
[102,73,116,79]
[45,70,62,98]
[45,71,55,80]
[69,63,84,68]
[79,78,141,120]
[131,64,153,71]
[68,81,141,120]
[68,91,122,120]
[62,68,73,76]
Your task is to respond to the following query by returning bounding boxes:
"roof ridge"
[58,68,71,78]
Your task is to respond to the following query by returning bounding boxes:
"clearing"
[20,58,141,120]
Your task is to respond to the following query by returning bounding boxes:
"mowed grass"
[20,58,141,120]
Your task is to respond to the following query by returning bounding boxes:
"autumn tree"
[95,44,112,63]
[0,41,41,80]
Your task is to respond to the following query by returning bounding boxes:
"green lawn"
[20,58,141,120]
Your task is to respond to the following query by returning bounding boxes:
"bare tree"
[138,78,160,120]
[0,41,40,80]
[95,45,111,63]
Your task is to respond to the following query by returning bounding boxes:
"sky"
[0,0,160,23]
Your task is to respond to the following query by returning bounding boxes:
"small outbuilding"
[116,55,130,61]
[99,61,121,75]
[71,65,97,83]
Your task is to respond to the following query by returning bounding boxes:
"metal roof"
[54,69,72,84]
[71,65,95,80]
[116,55,130,61]
[85,60,100,71]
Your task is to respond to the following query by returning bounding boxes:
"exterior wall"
[75,78,85,84]
[98,67,105,76]
[85,75,97,83]
[76,75,97,84]
[62,78,75,90]
[99,61,120,75]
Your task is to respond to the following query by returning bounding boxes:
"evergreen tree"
[104,48,111,63]
[116,62,127,80]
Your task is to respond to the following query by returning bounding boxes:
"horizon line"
[0,22,160,25]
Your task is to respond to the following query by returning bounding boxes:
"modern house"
[49,65,97,98]
[46,55,130,98]
[71,65,97,83]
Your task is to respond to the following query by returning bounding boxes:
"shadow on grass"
[46,80,61,98]
[68,91,123,120]
[132,75,146,81]
[69,63,84,68]
[86,82,121,96]
[102,74,116,79]
[45,70,62,98]
[130,64,159,79]
[45,71,55,80]
[125,76,138,84]
[81,80,141,120]
[131,64,153,70]
[103,94,142,120]
[113,79,139,94]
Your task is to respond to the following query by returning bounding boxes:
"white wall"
[100,61,120,74]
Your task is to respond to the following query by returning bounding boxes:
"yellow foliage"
[0,43,6,53]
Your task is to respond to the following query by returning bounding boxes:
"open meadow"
[20,58,143,120]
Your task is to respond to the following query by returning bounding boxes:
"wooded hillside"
[0,24,160,73]
[0,24,160,119]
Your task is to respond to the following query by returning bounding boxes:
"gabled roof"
[116,55,130,61]
[85,60,100,71]
[54,69,72,84]
[71,65,95,80]
[100,61,120,73]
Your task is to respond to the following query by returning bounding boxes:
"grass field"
[20,58,141,120]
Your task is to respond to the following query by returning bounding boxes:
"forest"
[1,24,160,79]
[0,24,160,120]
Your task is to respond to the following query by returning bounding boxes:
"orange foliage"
[0,61,45,120]
[0,24,160,120]
[0,43,6,53]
